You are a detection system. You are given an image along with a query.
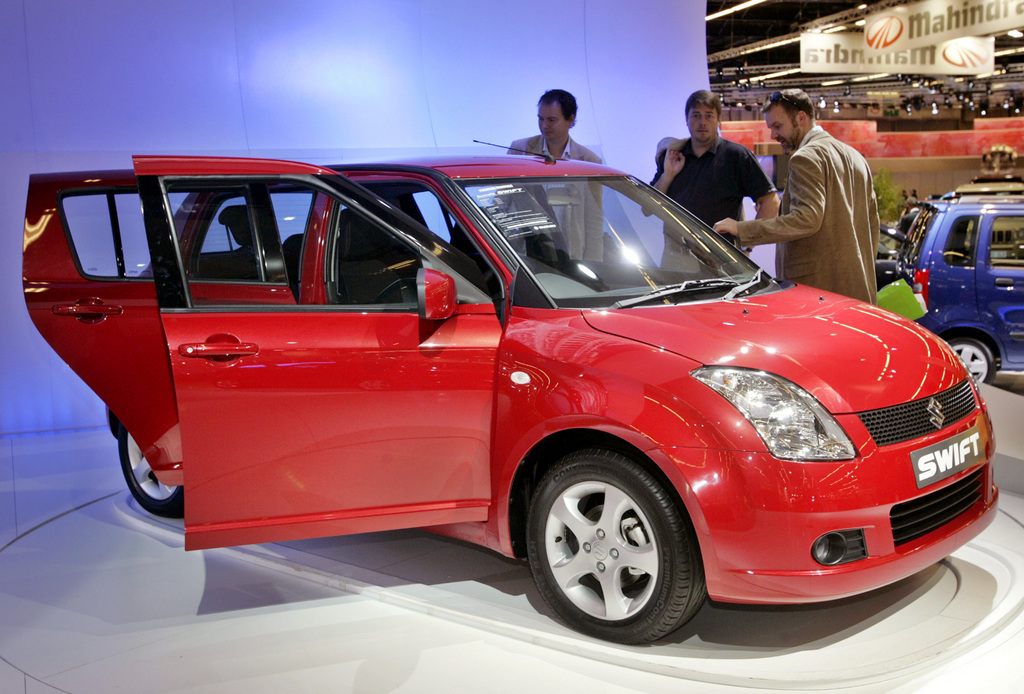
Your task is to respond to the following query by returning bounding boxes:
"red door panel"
[162,310,499,549]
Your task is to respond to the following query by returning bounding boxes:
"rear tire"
[526,449,705,644]
[118,425,184,518]
[948,336,996,384]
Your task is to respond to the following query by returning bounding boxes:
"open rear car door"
[133,156,500,549]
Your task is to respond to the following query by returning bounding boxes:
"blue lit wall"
[0,0,707,435]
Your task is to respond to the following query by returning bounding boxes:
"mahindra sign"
[800,33,995,75]
[864,0,1024,52]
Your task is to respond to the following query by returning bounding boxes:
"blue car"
[897,194,1024,382]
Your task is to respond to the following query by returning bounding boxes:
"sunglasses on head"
[766,91,802,109]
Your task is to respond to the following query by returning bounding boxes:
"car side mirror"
[418,268,456,321]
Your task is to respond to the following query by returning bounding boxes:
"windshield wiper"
[612,278,739,309]
[723,269,765,300]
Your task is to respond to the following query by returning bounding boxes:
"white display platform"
[1,484,1022,693]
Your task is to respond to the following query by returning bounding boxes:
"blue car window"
[989,216,1024,267]
[942,216,979,268]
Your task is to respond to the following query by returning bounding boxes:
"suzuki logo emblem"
[927,398,945,430]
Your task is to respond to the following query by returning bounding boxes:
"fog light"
[811,529,867,566]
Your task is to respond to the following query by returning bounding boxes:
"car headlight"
[692,366,856,461]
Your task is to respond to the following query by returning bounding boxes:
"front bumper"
[669,410,998,604]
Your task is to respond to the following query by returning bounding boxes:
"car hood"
[582,285,966,413]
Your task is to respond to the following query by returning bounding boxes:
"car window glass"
[942,215,978,267]
[902,206,937,266]
[113,193,151,277]
[161,181,322,307]
[328,205,423,307]
[61,190,150,279]
[167,189,261,281]
[357,180,502,304]
[459,176,758,308]
[989,216,1024,267]
[411,190,452,243]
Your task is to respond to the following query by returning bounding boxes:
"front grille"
[857,379,976,447]
[890,467,984,546]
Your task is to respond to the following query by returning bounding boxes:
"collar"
[797,125,824,150]
[542,136,574,160]
[684,134,722,157]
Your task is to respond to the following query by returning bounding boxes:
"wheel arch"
[939,326,1003,369]
[505,428,694,560]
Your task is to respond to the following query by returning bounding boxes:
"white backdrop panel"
[420,0,599,157]
[0,0,706,435]
[236,1,436,152]
[22,0,249,152]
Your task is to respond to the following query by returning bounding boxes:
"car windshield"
[901,204,940,267]
[458,175,771,308]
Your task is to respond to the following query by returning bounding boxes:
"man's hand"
[664,148,684,177]
[713,218,739,237]
[654,148,685,194]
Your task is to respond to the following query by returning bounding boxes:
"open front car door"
[133,156,500,550]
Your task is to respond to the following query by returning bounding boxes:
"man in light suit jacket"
[714,89,879,304]
[509,89,603,260]
[508,89,602,164]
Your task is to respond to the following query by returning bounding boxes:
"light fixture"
[706,0,769,21]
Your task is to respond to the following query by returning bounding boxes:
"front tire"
[526,449,705,644]
[948,336,996,384]
[118,425,184,518]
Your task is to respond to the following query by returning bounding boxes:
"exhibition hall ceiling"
[705,0,1024,117]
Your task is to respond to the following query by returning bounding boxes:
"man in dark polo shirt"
[652,90,779,238]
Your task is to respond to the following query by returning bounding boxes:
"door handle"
[995,277,1014,287]
[51,298,123,323]
[178,342,260,359]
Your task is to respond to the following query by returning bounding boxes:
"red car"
[23,155,998,644]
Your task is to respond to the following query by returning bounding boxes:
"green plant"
[873,167,904,226]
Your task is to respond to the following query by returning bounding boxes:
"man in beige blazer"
[508,89,602,164]
[714,89,879,304]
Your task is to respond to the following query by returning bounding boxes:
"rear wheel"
[118,425,184,518]
[526,449,705,644]
[948,336,996,384]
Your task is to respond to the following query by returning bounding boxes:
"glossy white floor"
[3,385,1024,694]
